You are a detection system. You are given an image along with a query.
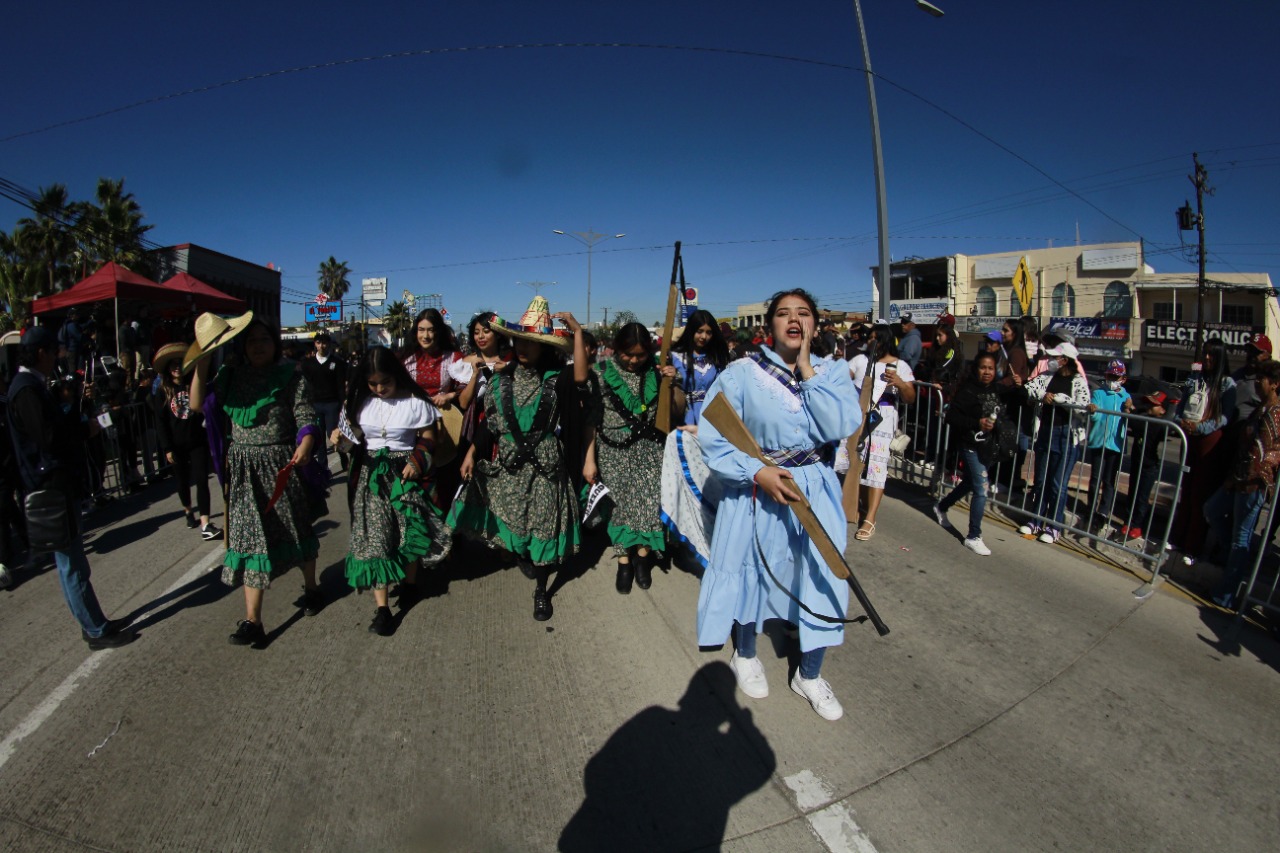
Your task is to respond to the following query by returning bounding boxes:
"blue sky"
[4,1,1278,328]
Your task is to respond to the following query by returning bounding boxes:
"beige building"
[874,242,1277,380]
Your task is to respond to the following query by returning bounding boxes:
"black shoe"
[228,619,265,646]
[616,562,634,595]
[368,606,395,636]
[533,588,553,621]
[635,551,653,590]
[186,512,199,529]
[85,627,138,650]
[201,523,221,541]
[517,559,537,580]
[301,587,324,617]
[82,617,133,642]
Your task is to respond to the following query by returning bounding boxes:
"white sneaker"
[964,537,992,556]
[932,503,953,530]
[790,673,844,721]
[729,652,769,699]
[1018,523,1039,536]
[0,564,11,590]
[1039,530,1060,544]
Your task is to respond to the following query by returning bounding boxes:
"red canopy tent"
[30,262,175,314]
[158,272,246,314]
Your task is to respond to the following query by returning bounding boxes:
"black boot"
[533,587,553,621]
[635,549,653,590]
[615,558,634,595]
[517,558,537,580]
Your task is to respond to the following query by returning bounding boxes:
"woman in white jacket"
[1020,342,1091,543]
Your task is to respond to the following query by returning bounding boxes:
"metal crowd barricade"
[887,380,951,495]
[92,398,168,498]
[983,402,1188,592]
[1227,466,1280,632]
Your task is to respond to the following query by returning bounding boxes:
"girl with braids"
[668,308,730,428]
[696,289,861,720]
[448,297,585,621]
[583,322,685,594]
[332,347,451,635]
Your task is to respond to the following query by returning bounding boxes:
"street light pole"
[553,228,626,326]
[853,0,943,320]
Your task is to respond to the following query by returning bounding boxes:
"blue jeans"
[55,533,109,637]
[733,621,826,679]
[1033,425,1081,532]
[1204,487,1268,607]
[939,447,987,540]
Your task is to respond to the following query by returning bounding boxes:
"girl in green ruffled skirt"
[334,347,452,636]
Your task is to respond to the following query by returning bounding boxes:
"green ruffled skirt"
[346,449,452,589]
[222,443,320,590]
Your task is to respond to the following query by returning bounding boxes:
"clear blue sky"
[4,1,1278,328]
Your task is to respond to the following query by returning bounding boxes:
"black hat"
[21,326,57,349]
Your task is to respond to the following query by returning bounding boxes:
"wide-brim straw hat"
[489,296,573,352]
[153,342,188,370]
[182,310,255,373]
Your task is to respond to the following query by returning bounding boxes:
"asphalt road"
[1,474,1277,853]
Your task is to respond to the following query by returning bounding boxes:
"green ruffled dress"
[346,444,452,589]
[217,363,321,589]
[588,359,666,556]
[447,365,581,566]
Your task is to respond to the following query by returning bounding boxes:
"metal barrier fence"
[1226,466,1280,631]
[885,382,1191,593]
[89,398,169,499]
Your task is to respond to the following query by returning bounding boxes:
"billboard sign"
[961,315,1005,334]
[888,300,948,324]
[1141,320,1261,355]
[304,302,343,323]
[362,277,388,302]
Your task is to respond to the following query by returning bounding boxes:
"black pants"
[172,442,212,517]
[0,479,27,564]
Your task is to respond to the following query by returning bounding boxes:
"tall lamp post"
[855,0,944,320]
[553,228,625,327]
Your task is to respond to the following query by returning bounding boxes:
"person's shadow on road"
[558,661,776,853]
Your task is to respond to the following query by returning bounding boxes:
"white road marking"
[0,545,226,773]
[784,769,881,853]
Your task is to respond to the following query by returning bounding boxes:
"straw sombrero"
[153,342,188,370]
[182,310,255,373]
[489,296,573,352]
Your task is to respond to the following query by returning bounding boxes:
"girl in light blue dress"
[669,309,730,428]
[696,289,861,721]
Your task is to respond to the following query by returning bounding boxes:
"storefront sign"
[1100,319,1129,340]
[1141,320,1260,354]
[1047,316,1130,341]
[961,315,1005,334]
[888,300,948,324]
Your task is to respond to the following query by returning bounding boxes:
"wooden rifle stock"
[702,395,890,636]
[655,242,682,434]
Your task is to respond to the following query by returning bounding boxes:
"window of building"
[1009,288,1023,315]
[976,286,996,315]
[1051,283,1076,316]
[1152,302,1184,321]
[1102,281,1132,318]
[1222,304,1254,326]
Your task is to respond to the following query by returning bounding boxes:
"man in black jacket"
[8,327,136,649]
[299,332,348,470]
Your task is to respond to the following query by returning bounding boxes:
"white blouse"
[339,396,439,452]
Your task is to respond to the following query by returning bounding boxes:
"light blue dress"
[672,351,721,426]
[696,347,861,653]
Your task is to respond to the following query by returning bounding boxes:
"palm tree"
[0,227,47,328]
[383,301,411,347]
[317,256,352,303]
[76,177,153,276]
[17,184,76,293]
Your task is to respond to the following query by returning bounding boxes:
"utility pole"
[1178,154,1212,362]
[601,307,611,328]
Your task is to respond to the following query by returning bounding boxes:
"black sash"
[495,370,560,477]
[598,367,663,449]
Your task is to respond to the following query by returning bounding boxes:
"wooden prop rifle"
[841,358,877,519]
[655,241,683,434]
[702,394,890,636]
